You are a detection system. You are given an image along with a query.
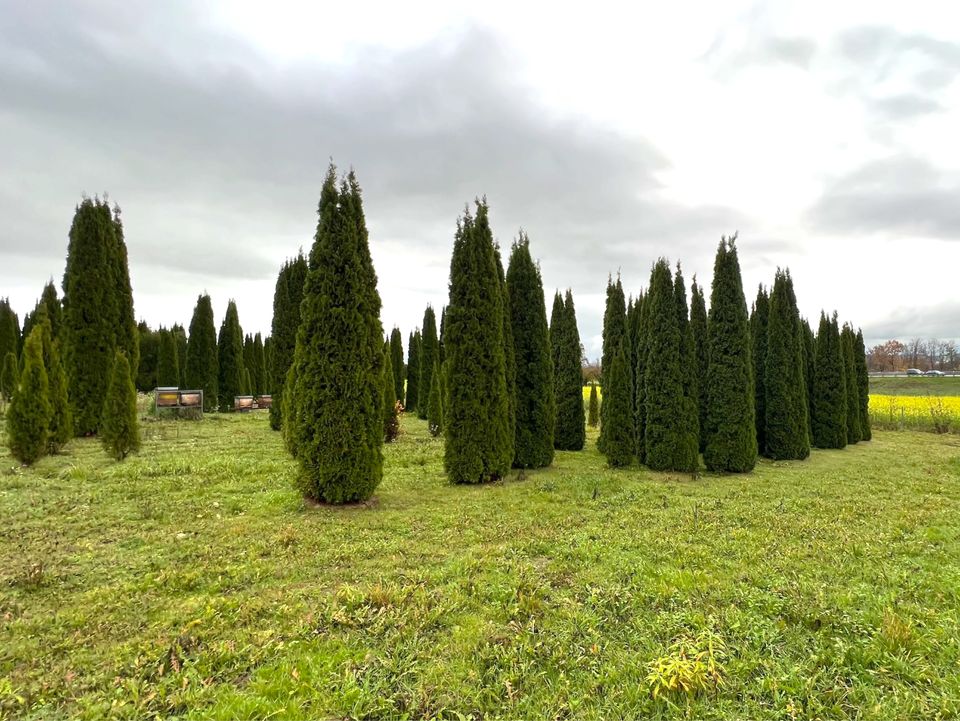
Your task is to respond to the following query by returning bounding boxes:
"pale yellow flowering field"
[869,394,960,433]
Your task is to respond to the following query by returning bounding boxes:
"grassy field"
[869,376,960,397]
[2,414,960,720]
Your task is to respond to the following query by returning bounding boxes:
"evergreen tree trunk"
[185,294,218,411]
[6,329,50,465]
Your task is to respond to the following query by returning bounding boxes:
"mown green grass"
[870,375,960,397]
[2,413,960,719]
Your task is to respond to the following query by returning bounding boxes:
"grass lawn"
[2,413,960,719]
[869,375,960,397]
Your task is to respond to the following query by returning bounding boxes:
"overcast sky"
[1,1,958,356]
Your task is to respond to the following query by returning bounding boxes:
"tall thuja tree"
[427,358,444,437]
[383,340,400,442]
[135,322,158,391]
[0,298,20,365]
[855,330,871,441]
[285,166,384,503]
[673,264,700,467]
[156,328,180,387]
[551,289,586,451]
[21,281,61,344]
[496,244,517,464]
[6,329,50,465]
[690,278,709,452]
[841,324,862,444]
[802,319,816,437]
[751,285,770,453]
[1,351,18,402]
[251,333,266,395]
[602,341,634,467]
[506,232,554,468]
[389,327,404,403]
[643,259,695,472]
[444,201,513,484]
[626,296,640,417]
[217,301,245,411]
[35,316,72,455]
[185,294,218,410]
[812,312,847,448]
[703,236,757,472]
[172,324,188,388]
[62,198,133,434]
[268,253,307,429]
[405,330,421,413]
[588,383,599,427]
[633,290,651,462]
[764,270,809,460]
[598,276,626,452]
[110,205,139,376]
[417,306,438,420]
[100,351,140,461]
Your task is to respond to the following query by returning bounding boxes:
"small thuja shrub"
[101,350,141,461]
[588,383,599,427]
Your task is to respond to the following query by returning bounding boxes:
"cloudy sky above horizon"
[1,0,958,356]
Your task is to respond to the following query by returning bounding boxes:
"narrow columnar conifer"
[383,341,400,442]
[284,166,384,503]
[35,316,72,454]
[690,278,709,452]
[812,312,847,448]
[841,324,862,444]
[633,291,651,462]
[110,206,139,375]
[172,324,188,388]
[588,383,599,427]
[855,329,871,441]
[601,342,634,467]
[551,289,586,451]
[389,327,404,403]
[268,253,307,428]
[626,297,641,417]
[427,358,444,437]
[444,201,513,483]
[496,245,517,464]
[703,236,757,472]
[802,319,816,437]
[185,294,218,410]
[438,307,447,364]
[136,322,158,392]
[242,334,255,391]
[0,298,20,366]
[6,329,50,465]
[251,333,266,395]
[217,301,245,412]
[599,276,626,452]
[417,306,439,420]
[100,351,140,461]
[751,285,770,452]
[673,264,701,469]
[506,233,555,468]
[1,351,18,402]
[764,270,810,460]
[22,281,62,344]
[157,328,180,387]
[406,330,421,413]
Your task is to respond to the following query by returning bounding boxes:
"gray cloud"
[861,300,960,344]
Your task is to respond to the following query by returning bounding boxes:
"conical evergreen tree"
[242,334,255,391]
[217,301,245,412]
[251,333,265,395]
[438,306,447,364]
[444,201,513,483]
[185,294,219,410]
[1,351,18,402]
[110,205,139,376]
[841,323,862,444]
[703,236,757,472]
[21,281,62,344]
[389,327,404,403]
[157,328,180,387]
[284,166,384,503]
[751,285,770,452]
[855,329,871,441]
[690,277,709,452]
[764,270,810,460]
[0,298,20,366]
[506,233,555,468]
[598,276,626,452]
[34,315,71,454]
[383,340,400,442]
[588,383,600,427]
[405,329,421,413]
[633,291,651,462]
[811,312,847,448]
[802,318,816,437]
[674,264,701,468]
[417,306,439,420]
[427,358,444,437]
[496,245,517,466]
[172,324,188,388]
[100,351,140,461]
[136,322,158,391]
[601,341,634,467]
[626,296,641,421]
[6,329,50,465]
[551,289,586,451]
[268,253,307,429]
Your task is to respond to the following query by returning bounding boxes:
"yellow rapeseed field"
[869,394,960,433]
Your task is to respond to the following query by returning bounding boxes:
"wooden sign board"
[234,396,255,412]
[255,395,273,409]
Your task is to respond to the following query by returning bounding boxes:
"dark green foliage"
[284,166,384,503]
[496,245,517,466]
[6,329,50,465]
[172,324,188,388]
[383,342,400,442]
[551,289,586,451]
[2,350,19,401]
[588,383,599,427]
[243,334,255,392]
[251,333,265,395]
[185,294,218,411]
[855,329,872,441]
[427,358,444,437]
[703,236,757,473]
[61,198,137,435]
[601,342,634,468]
[643,260,696,472]
[405,330,421,413]
[242,367,253,396]
[763,270,810,460]
[157,328,180,387]
[268,253,307,430]
[598,276,626,453]
[626,296,641,418]
[438,306,447,364]
[689,278,709,452]
[633,291,650,463]
[444,201,513,484]
[674,264,701,468]
[100,351,140,461]
[812,313,847,449]
[751,285,769,452]
[389,327,404,403]
[217,301,245,412]
[842,324,862,444]
[802,319,816,437]
[506,233,555,468]
[417,306,439,420]
[135,322,159,392]
[21,281,61,344]
[0,298,20,367]
[35,317,72,454]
